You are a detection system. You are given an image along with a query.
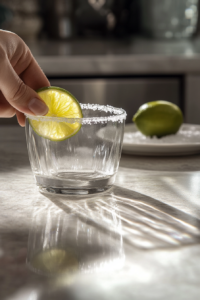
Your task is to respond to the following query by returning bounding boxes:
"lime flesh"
[29,86,83,141]
[133,101,183,137]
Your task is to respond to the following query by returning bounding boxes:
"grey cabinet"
[185,75,200,124]
[50,78,180,123]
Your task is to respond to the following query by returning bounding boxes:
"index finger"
[20,54,50,91]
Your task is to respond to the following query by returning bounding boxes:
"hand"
[0,30,50,126]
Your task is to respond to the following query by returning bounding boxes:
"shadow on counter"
[24,185,200,299]
[1,184,200,300]
[27,185,200,277]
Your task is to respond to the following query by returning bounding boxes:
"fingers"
[12,43,50,90]
[20,53,50,91]
[0,32,50,125]
[16,110,25,127]
[0,57,49,116]
[0,92,16,118]
[0,90,26,127]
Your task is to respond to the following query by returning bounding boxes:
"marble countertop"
[27,37,200,76]
[1,126,200,299]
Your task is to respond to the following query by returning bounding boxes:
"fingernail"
[28,98,49,116]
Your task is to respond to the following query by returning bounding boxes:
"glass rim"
[25,103,127,124]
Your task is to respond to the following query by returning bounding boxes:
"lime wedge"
[29,86,83,141]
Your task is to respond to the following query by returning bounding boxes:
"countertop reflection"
[1,126,200,299]
[27,193,125,277]
[25,187,200,299]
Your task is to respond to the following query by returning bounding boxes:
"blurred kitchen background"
[1,0,200,125]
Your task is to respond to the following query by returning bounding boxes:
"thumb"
[0,57,48,116]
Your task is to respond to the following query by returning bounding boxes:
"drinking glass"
[25,104,126,195]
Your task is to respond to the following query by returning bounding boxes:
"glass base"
[39,186,112,195]
[35,173,115,196]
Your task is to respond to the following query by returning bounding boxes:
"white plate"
[122,124,200,156]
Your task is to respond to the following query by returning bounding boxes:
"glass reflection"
[27,183,200,282]
[26,194,125,278]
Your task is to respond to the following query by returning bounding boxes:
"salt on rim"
[25,104,127,124]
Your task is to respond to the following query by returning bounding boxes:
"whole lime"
[133,101,183,138]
